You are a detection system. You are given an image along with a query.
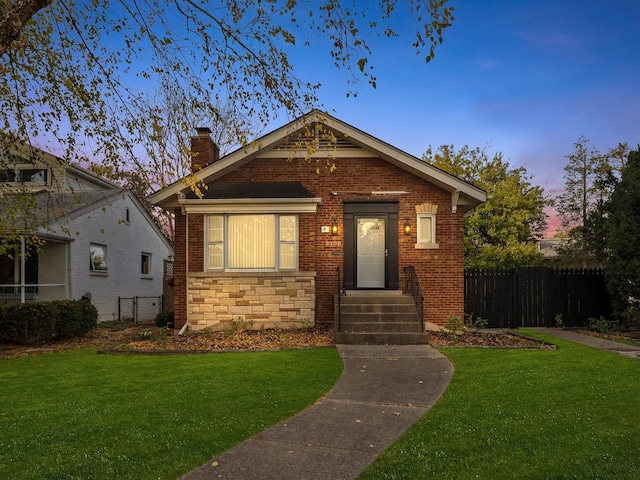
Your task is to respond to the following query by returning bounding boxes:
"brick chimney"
[191,127,220,171]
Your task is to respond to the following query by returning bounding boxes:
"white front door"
[356,217,386,288]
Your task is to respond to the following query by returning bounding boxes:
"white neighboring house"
[0,140,173,322]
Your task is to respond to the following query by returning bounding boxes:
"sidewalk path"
[180,344,453,480]
[530,328,640,358]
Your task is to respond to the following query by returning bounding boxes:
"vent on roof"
[277,123,359,152]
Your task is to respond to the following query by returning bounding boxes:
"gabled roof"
[4,187,172,250]
[4,189,123,234]
[1,136,121,192]
[148,110,487,212]
[45,189,171,248]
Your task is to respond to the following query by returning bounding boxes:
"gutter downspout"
[178,322,189,336]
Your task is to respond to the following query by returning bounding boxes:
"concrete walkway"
[180,344,453,480]
[530,328,640,358]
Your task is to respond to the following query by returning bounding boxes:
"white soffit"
[178,197,321,214]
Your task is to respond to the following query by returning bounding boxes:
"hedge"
[0,299,98,346]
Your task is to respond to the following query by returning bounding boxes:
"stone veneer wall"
[187,272,316,330]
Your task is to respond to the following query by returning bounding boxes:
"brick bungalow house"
[148,111,486,342]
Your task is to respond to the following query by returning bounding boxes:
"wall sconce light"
[331,217,339,235]
[404,217,411,235]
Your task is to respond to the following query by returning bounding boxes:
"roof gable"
[148,110,487,211]
[1,137,121,192]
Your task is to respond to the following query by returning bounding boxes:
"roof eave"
[177,197,322,214]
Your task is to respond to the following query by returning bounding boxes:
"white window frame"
[205,214,298,272]
[206,215,224,270]
[416,213,439,249]
[90,243,108,274]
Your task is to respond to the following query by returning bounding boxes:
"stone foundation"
[187,271,316,330]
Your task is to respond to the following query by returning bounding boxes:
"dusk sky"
[282,0,640,231]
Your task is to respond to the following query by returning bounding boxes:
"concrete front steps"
[335,291,429,345]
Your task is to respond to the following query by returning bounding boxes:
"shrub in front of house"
[0,299,98,346]
[155,310,174,328]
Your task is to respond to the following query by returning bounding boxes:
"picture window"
[206,214,298,271]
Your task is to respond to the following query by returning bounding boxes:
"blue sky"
[285,0,640,202]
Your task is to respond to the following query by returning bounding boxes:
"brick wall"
[173,207,187,328]
[174,155,466,329]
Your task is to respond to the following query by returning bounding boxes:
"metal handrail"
[337,266,346,332]
[404,266,424,332]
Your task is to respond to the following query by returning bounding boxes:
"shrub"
[0,299,98,346]
[474,317,489,329]
[588,316,621,333]
[555,313,564,329]
[444,315,464,338]
[155,310,174,328]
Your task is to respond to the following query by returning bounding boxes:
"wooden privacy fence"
[464,268,613,328]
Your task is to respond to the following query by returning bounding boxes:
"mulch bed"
[0,323,553,359]
[428,330,554,348]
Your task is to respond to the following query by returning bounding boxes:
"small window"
[125,208,130,223]
[141,253,151,276]
[90,244,108,273]
[417,213,437,246]
[19,168,48,184]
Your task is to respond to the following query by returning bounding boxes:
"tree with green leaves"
[0,0,454,247]
[423,144,548,269]
[603,148,640,321]
[1,0,454,160]
[555,137,629,267]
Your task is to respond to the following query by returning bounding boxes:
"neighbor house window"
[417,213,436,245]
[206,214,298,271]
[90,244,108,273]
[19,168,48,184]
[0,165,50,185]
[141,252,152,276]
[0,166,50,185]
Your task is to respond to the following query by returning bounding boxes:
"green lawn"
[0,347,342,480]
[357,330,640,480]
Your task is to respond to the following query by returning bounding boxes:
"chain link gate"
[118,296,163,322]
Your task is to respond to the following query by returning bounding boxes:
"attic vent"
[278,123,359,152]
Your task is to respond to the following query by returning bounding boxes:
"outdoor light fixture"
[404,217,411,235]
[331,217,339,235]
